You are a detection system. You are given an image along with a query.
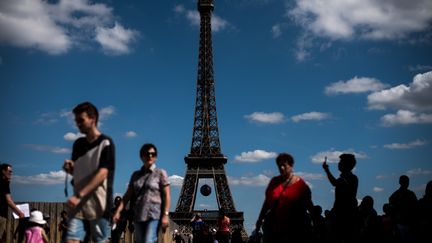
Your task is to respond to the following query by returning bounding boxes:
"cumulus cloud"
[125,131,137,138]
[271,24,282,38]
[168,175,184,187]
[373,187,384,192]
[325,77,388,95]
[408,65,432,72]
[234,150,278,162]
[368,71,432,111]
[291,111,331,122]
[99,105,116,120]
[64,132,84,141]
[406,168,432,177]
[174,4,231,32]
[380,110,432,126]
[288,0,432,41]
[383,139,427,149]
[0,0,138,55]
[244,112,285,124]
[13,170,66,185]
[295,172,325,181]
[24,144,71,154]
[95,22,139,55]
[228,174,271,186]
[310,149,367,164]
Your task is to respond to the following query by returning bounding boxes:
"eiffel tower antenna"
[170,0,247,239]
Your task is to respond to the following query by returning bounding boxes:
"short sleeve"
[99,138,115,170]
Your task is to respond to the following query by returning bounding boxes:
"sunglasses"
[143,152,157,157]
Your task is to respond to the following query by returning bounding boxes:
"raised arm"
[323,161,337,186]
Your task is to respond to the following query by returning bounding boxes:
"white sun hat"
[28,210,47,225]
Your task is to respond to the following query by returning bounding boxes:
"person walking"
[255,153,314,243]
[112,143,170,243]
[1,163,25,243]
[25,210,49,243]
[322,153,360,243]
[216,208,230,243]
[63,102,116,243]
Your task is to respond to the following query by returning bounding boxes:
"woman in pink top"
[216,208,230,243]
[25,210,49,243]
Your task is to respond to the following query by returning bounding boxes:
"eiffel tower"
[170,0,247,239]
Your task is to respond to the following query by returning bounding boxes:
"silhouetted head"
[399,175,409,189]
[338,153,356,172]
[425,180,432,196]
[360,195,374,209]
[313,205,322,216]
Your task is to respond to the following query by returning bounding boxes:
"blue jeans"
[134,219,159,243]
[66,217,110,243]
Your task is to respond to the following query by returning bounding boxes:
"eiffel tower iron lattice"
[170,0,247,239]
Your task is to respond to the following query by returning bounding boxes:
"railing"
[3,202,135,243]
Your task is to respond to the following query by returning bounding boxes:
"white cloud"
[295,171,325,181]
[234,150,278,162]
[383,139,427,149]
[34,112,60,125]
[325,76,387,95]
[173,4,185,14]
[271,24,282,38]
[291,111,330,122]
[244,112,285,124]
[288,0,432,41]
[13,170,66,185]
[63,132,84,141]
[168,175,184,187]
[310,149,367,164]
[95,22,139,55]
[99,105,116,120]
[125,131,137,138]
[24,144,71,154]
[406,168,432,177]
[373,187,384,192]
[0,0,138,55]
[368,71,432,111]
[408,65,432,72]
[177,7,231,32]
[380,110,432,126]
[228,174,271,186]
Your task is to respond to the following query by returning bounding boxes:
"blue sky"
[1,0,432,233]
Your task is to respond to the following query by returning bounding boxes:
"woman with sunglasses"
[112,143,171,243]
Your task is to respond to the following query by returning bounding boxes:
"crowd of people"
[249,153,432,243]
[1,101,431,243]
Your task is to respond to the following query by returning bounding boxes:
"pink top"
[25,226,45,243]
[217,215,230,232]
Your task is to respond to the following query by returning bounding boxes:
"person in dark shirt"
[1,163,25,243]
[389,175,418,243]
[323,154,359,243]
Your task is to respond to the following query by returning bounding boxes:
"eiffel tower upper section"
[189,0,223,159]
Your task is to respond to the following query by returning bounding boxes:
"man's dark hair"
[139,143,158,158]
[276,153,294,166]
[73,102,99,125]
